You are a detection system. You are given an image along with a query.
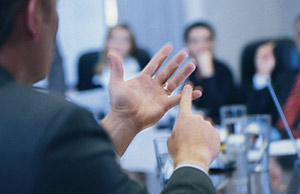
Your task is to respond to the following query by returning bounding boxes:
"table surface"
[120,126,300,194]
[66,89,300,194]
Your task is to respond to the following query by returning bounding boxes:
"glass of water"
[219,105,248,193]
[153,136,174,187]
[219,104,247,152]
[244,114,271,173]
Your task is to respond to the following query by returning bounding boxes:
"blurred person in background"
[33,42,66,95]
[242,41,299,139]
[240,15,300,138]
[184,21,236,124]
[240,16,300,191]
[77,24,150,91]
[47,43,66,94]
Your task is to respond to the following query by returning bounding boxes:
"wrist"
[173,153,210,172]
[102,110,141,134]
[175,160,209,173]
[101,111,141,156]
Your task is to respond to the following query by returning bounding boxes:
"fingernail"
[180,47,189,55]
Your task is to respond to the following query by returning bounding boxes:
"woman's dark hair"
[0,0,24,47]
[184,21,215,43]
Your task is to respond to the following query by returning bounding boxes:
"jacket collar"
[0,66,14,87]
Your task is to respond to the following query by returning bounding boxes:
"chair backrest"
[76,51,100,91]
[240,38,299,86]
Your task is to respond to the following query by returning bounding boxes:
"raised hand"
[196,50,215,78]
[101,45,201,156]
[168,84,220,171]
[255,42,276,76]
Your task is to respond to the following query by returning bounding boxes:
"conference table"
[66,89,300,194]
[120,126,300,194]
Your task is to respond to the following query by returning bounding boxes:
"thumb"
[107,49,124,83]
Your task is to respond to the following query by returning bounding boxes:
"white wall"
[118,0,186,55]
[56,0,106,88]
[56,0,300,87]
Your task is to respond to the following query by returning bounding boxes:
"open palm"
[107,45,201,132]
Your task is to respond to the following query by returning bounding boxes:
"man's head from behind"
[0,0,58,85]
[184,22,215,57]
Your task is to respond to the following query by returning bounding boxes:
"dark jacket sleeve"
[162,168,216,194]
[32,107,147,194]
[32,107,216,194]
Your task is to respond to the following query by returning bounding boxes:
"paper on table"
[270,139,300,156]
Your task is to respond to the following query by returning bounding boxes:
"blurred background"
[55,0,300,88]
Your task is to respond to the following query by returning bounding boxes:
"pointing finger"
[179,84,193,115]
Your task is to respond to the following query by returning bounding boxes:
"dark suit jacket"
[76,49,150,91]
[0,66,216,194]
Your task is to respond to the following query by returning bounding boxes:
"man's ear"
[26,0,42,42]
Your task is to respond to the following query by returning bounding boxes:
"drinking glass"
[244,114,271,173]
[219,104,247,152]
[153,137,174,187]
[219,105,248,193]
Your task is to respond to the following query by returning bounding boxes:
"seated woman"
[77,24,150,91]
[240,42,299,139]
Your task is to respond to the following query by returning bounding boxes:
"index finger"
[179,84,193,115]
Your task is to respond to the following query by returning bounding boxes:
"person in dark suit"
[184,22,236,124]
[77,24,150,91]
[0,0,220,193]
[47,43,66,94]
[241,41,300,138]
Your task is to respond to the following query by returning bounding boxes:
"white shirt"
[252,74,270,90]
[92,56,140,88]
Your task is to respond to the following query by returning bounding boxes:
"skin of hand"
[167,84,220,172]
[101,45,202,156]
[195,50,215,78]
[255,42,276,76]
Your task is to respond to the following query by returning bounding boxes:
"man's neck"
[0,43,36,85]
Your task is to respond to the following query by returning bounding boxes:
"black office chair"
[240,38,299,87]
[76,51,100,91]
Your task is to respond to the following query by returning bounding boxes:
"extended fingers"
[168,90,202,109]
[165,62,196,93]
[154,50,188,85]
[142,45,173,76]
[179,84,193,115]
